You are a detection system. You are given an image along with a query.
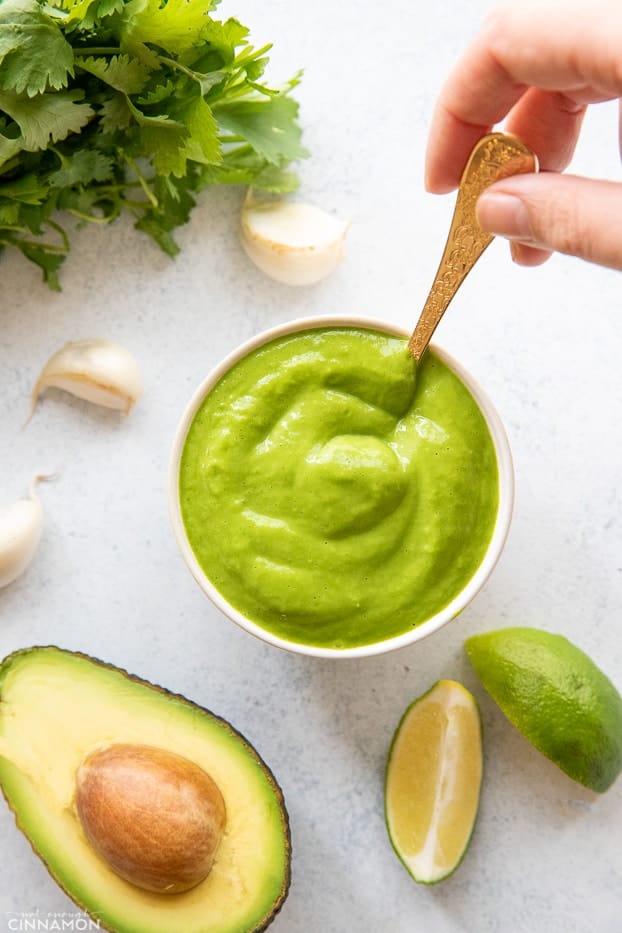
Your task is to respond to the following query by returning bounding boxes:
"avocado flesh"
[0,647,290,933]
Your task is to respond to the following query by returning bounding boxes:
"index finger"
[425,0,622,192]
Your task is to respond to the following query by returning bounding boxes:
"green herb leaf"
[134,172,196,255]
[99,92,133,132]
[75,54,152,95]
[0,89,93,149]
[195,17,249,65]
[216,95,307,165]
[49,150,115,186]
[16,240,65,290]
[0,131,21,168]
[136,78,175,106]
[180,94,220,164]
[0,0,74,96]
[252,164,300,193]
[0,172,48,203]
[93,0,125,17]
[55,0,125,24]
[121,0,219,55]
[139,122,188,175]
[0,201,20,223]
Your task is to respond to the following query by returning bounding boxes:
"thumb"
[476,173,622,270]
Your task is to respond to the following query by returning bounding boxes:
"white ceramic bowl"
[169,316,514,659]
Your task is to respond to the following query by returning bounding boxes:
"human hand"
[425,0,622,269]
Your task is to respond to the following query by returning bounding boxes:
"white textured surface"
[1,1,621,931]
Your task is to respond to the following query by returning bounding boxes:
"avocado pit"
[75,743,226,893]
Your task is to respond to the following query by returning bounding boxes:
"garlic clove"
[240,198,349,286]
[0,477,48,590]
[32,340,143,417]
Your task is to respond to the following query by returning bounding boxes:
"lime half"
[465,627,622,793]
[384,680,483,884]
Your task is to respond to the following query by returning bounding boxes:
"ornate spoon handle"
[408,132,538,361]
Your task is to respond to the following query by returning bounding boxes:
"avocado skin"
[0,645,291,933]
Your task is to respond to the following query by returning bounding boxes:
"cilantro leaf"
[179,94,220,164]
[139,123,188,175]
[251,164,300,193]
[0,200,20,223]
[99,92,133,132]
[215,95,307,165]
[0,0,74,96]
[0,131,21,168]
[0,173,48,202]
[54,0,125,24]
[48,150,114,186]
[199,155,300,193]
[56,184,123,222]
[244,56,269,83]
[93,0,125,16]
[134,171,196,255]
[16,240,65,290]
[125,95,184,128]
[193,17,249,65]
[136,78,175,106]
[0,89,93,149]
[75,54,152,94]
[121,0,219,55]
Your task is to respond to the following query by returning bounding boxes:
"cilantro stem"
[49,146,68,169]
[121,154,158,208]
[219,70,247,92]
[0,156,22,176]
[211,82,263,106]
[74,48,122,56]
[67,209,115,225]
[15,239,67,253]
[247,81,278,98]
[94,181,147,192]
[222,143,253,158]
[47,219,70,252]
[158,56,203,87]
[234,43,273,66]
[63,180,148,195]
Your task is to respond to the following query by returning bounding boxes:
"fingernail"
[476,192,534,242]
[509,241,522,263]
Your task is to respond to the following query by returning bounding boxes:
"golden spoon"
[408,132,538,361]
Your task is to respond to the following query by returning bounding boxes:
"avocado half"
[0,646,291,933]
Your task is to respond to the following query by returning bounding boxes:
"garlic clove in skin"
[240,198,349,286]
[32,340,143,416]
[0,477,48,590]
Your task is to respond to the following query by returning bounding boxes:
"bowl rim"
[168,314,514,659]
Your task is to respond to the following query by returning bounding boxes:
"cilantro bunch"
[0,0,307,289]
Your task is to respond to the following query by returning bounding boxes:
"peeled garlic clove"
[32,340,143,416]
[0,477,47,589]
[241,198,348,286]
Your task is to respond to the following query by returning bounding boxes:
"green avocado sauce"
[179,327,499,649]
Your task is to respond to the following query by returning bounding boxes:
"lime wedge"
[384,680,483,884]
[465,627,622,793]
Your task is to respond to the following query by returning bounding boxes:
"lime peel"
[465,627,622,794]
